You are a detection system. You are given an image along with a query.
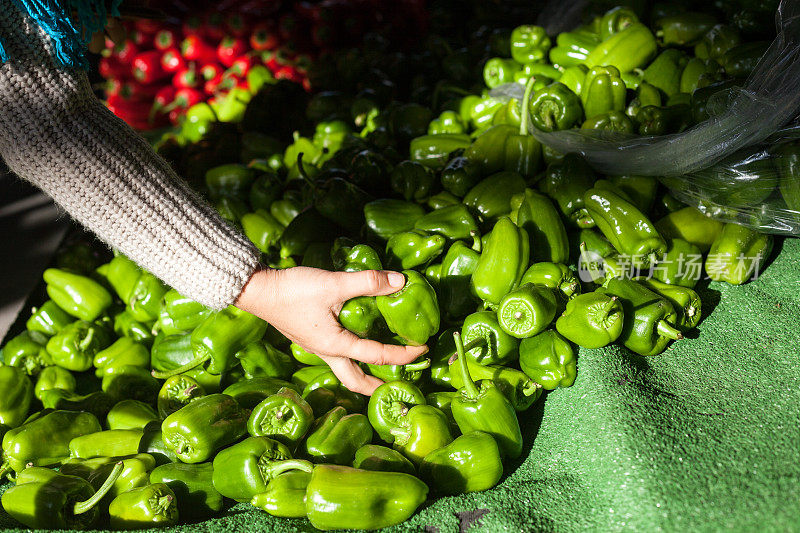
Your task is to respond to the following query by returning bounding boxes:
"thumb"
[336,270,407,301]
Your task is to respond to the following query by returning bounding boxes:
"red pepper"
[170,87,204,110]
[106,77,123,97]
[217,36,247,68]
[173,66,200,89]
[168,108,182,126]
[107,94,163,130]
[98,56,131,79]
[181,35,217,63]
[154,86,177,109]
[273,65,303,83]
[106,39,139,63]
[160,48,186,73]
[115,80,161,102]
[134,19,161,35]
[262,49,291,72]
[249,22,279,51]
[225,13,250,37]
[226,55,254,78]
[202,12,226,42]
[132,50,168,84]
[204,73,228,95]
[154,29,178,51]
[200,62,223,82]
[127,28,151,47]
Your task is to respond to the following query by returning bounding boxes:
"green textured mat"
[2,239,799,532]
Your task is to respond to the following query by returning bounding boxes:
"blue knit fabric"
[0,0,121,68]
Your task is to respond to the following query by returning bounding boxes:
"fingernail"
[388,272,406,288]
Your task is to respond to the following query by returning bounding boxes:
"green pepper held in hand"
[367,380,426,443]
[584,187,667,270]
[414,204,479,241]
[305,465,429,531]
[471,217,529,305]
[2,461,124,530]
[150,462,223,519]
[304,406,373,465]
[352,444,416,475]
[46,320,112,372]
[705,223,773,285]
[43,268,112,321]
[583,22,657,72]
[598,278,683,356]
[386,230,446,270]
[161,393,248,463]
[251,470,311,518]
[637,278,702,330]
[497,284,558,338]
[26,300,74,336]
[1,330,51,376]
[212,436,313,502]
[247,387,314,446]
[339,296,388,339]
[519,330,576,389]
[451,332,523,459]
[366,357,431,384]
[0,365,32,428]
[108,482,179,530]
[331,239,383,272]
[529,82,583,132]
[157,375,205,419]
[376,270,440,346]
[420,431,503,495]
[510,24,551,64]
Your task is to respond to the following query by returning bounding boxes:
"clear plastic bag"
[491,0,800,234]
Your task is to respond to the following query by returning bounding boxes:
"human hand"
[235,267,429,395]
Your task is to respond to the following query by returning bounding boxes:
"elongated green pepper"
[463,171,527,222]
[107,399,159,430]
[439,235,482,320]
[451,332,523,459]
[550,33,599,68]
[352,444,416,475]
[583,22,657,72]
[637,278,702,330]
[251,470,311,518]
[43,268,112,321]
[40,389,115,419]
[223,376,299,410]
[0,365,32,428]
[512,189,570,264]
[364,199,427,240]
[304,406,373,465]
[705,223,773,285]
[539,154,597,228]
[420,431,503,495]
[414,204,479,241]
[471,217,529,305]
[409,134,471,170]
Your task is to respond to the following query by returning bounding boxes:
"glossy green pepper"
[0,365,32,428]
[409,134,471,170]
[113,309,154,346]
[695,24,741,59]
[599,6,640,40]
[60,453,149,480]
[331,239,382,272]
[289,343,326,366]
[582,65,626,118]
[2,462,123,529]
[215,196,248,225]
[386,230,446,270]
[556,292,624,349]
[150,462,223,519]
[705,223,773,285]
[655,12,717,45]
[651,238,704,288]
[43,268,112,321]
[643,49,688,97]
[40,389,115,419]
[583,22,657,72]
[539,154,596,228]
[497,283,558,338]
[461,309,520,365]
[34,365,76,400]
[550,33,599,68]
[305,465,428,530]
[339,296,388,339]
[251,470,311,518]
[463,125,516,174]
[414,204,479,241]
[108,483,178,530]
[236,341,294,380]
[93,337,149,378]
[392,405,453,466]
[390,160,436,202]
[529,82,583,132]
[584,187,667,270]
[581,110,635,133]
[439,235,482,319]
[68,428,143,459]
[451,332,523,458]
[107,399,159,430]
[223,376,300,410]
[304,406,373,465]
[428,110,466,135]
[519,330,576,389]
[637,278,702,330]
[352,444,416,475]
[302,374,365,417]
[102,364,160,404]
[598,278,683,356]
[212,436,313,502]
[86,454,156,505]
[247,387,314,445]
[241,210,284,253]
[364,199,427,240]
[428,191,462,212]
[1,410,101,474]
[420,431,503,495]
[520,262,580,301]
[680,57,723,93]
[376,270,440,346]
[1,330,52,376]
[471,217,529,305]
[26,300,74,336]
[161,393,248,463]
[366,357,431,384]
[270,198,301,227]
[157,375,205,419]
[468,96,504,130]
[440,156,482,197]
[150,332,194,374]
[512,189,570,264]
[559,64,590,96]
[46,320,112,372]
[463,171,527,222]
[126,270,168,323]
[367,380,426,443]
[482,57,521,89]
[510,24,551,63]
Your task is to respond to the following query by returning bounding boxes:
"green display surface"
[2,239,799,532]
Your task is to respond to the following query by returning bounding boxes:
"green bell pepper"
[289,343,326,366]
[520,262,580,301]
[305,465,428,530]
[376,270,440,346]
[205,163,255,199]
[470,217,529,305]
[250,470,311,518]
[519,330,576,389]
[101,364,160,404]
[339,296,388,339]
[236,341,294,380]
[34,365,76,401]
[461,310,520,366]
[247,387,314,445]
[655,206,724,253]
[528,82,583,132]
[583,22,657,72]
[107,399,159,430]
[386,230,446,270]
[108,483,178,530]
[581,110,635,133]
[43,268,112,321]
[599,6,640,40]
[655,12,717,45]
[68,428,143,460]
[539,154,597,228]
[113,309,154,346]
[26,300,74,336]
[556,291,624,348]
[705,223,773,285]
[0,365,32,428]
[392,405,453,466]
[582,65,626,118]
[366,357,431,384]
[46,320,112,372]
[157,375,205,419]
[420,431,503,495]
[409,134,471,170]
[643,49,688,97]
[364,199,427,240]
[483,57,522,89]
[550,33,599,68]
[440,156,482,197]
[651,238,703,288]
[270,198,301,227]
[367,380,426,443]
[150,462,223,519]
[637,278,702,330]
[428,110,466,135]
[352,444,416,475]
[93,337,149,378]
[510,25,551,63]
[304,406,373,465]
[439,235,482,319]
[695,24,741,60]
[241,210,284,253]
[1,330,52,376]
[512,188,570,264]
[390,160,436,202]
[161,393,248,463]
[40,389,115,419]
[331,239,383,272]
[496,283,558,338]
[463,171,527,221]
[223,376,300,410]
[414,204,479,241]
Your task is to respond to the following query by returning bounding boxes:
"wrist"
[234,267,278,319]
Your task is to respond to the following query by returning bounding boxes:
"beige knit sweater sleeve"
[0,2,261,310]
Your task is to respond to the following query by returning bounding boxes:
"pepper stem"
[470,230,482,253]
[579,242,604,282]
[447,337,484,365]
[519,76,536,136]
[78,328,95,351]
[453,332,479,400]
[268,459,314,480]
[74,461,124,515]
[0,461,11,481]
[523,380,543,397]
[404,358,431,372]
[151,353,211,380]
[296,152,316,189]
[656,320,684,340]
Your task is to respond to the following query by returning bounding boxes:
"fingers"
[325,356,383,396]
[332,330,428,366]
[335,270,407,301]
